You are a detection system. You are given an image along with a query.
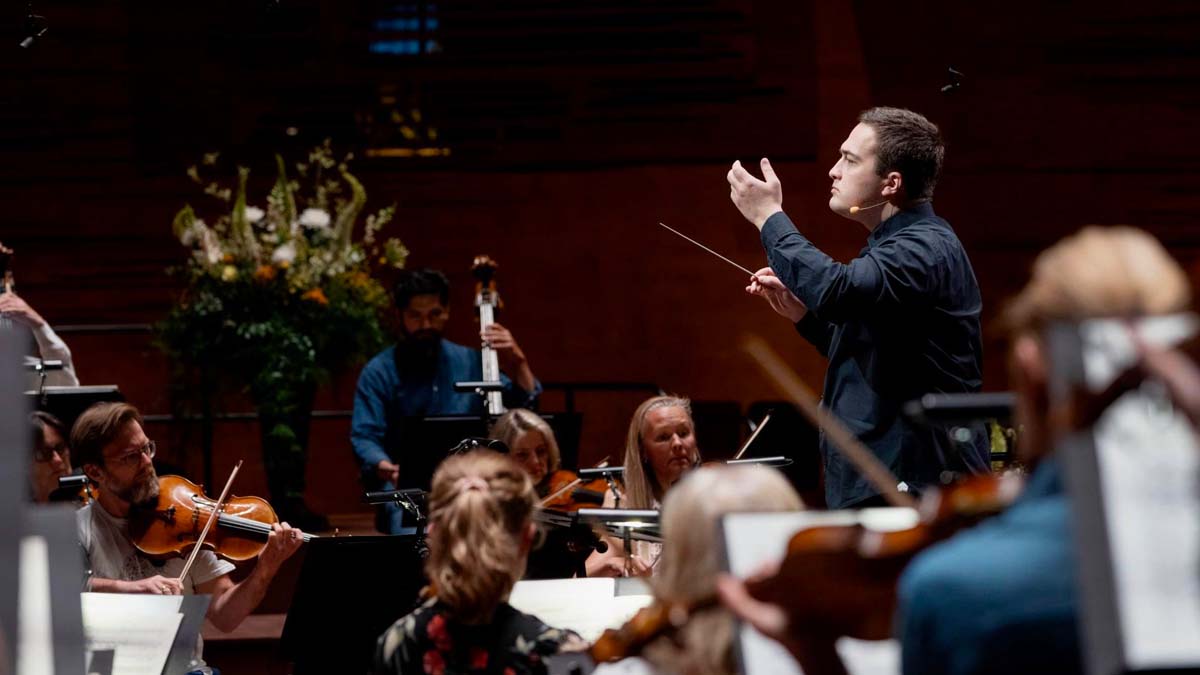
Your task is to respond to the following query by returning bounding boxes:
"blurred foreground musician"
[717,226,1191,675]
[593,465,802,675]
[73,402,303,663]
[373,450,585,674]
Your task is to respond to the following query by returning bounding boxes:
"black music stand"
[281,535,427,675]
[27,385,124,437]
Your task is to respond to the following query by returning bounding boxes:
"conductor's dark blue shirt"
[760,203,989,508]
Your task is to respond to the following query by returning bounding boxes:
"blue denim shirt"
[350,338,541,471]
[897,458,1081,675]
[761,204,989,507]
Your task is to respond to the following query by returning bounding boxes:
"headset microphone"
[849,201,888,215]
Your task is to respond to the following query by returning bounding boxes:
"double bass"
[471,255,506,415]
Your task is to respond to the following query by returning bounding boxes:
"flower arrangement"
[158,141,407,515]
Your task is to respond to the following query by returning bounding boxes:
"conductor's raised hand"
[728,158,784,230]
[747,267,807,322]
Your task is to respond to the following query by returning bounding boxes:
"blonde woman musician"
[373,450,583,674]
[596,465,803,674]
[587,395,702,577]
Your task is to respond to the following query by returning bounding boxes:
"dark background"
[4,0,1200,516]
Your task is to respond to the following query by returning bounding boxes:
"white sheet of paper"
[722,510,914,675]
[17,536,54,675]
[508,578,654,643]
[81,593,184,675]
[1082,317,1200,668]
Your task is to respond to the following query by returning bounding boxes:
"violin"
[540,469,611,512]
[130,475,316,563]
[590,473,1022,666]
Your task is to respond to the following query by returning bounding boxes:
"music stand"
[281,535,426,675]
[27,385,124,437]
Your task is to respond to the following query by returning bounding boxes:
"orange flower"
[301,287,329,306]
[253,265,277,283]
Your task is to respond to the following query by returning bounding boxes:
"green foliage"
[157,141,404,409]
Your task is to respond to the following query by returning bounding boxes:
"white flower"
[200,227,222,266]
[298,208,331,230]
[271,241,297,265]
[180,218,205,247]
[244,206,265,223]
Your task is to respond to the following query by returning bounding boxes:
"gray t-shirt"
[77,502,237,665]
[77,503,235,591]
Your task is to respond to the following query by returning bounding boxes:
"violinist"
[29,411,73,503]
[352,268,542,533]
[373,449,585,675]
[587,395,701,577]
[73,403,303,643]
[593,465,802,675]
[717,227,1191,675]
[489,408,561,497]
[491,408,612,578]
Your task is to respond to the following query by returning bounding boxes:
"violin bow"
[178,460,243,582]
[733,411,772,460]
[742,336,917,509]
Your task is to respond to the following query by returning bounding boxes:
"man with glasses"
[72,402,304,655]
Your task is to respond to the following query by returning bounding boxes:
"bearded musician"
[351,268,542,533]
[73,402,303,665]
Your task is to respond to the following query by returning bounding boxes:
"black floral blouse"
[373,598,580,675]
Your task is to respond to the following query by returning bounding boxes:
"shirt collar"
[867,201,936,247]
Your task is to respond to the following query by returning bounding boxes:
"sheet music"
[721,510,916,675]
[16,536,52,675]
[81,593,184,675]
[508,578,654,643]
[1081,317,1200,668]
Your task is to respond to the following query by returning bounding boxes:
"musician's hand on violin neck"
[258,522,304,574]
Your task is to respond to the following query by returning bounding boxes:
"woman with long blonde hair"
[588,395,702,577]
[595,465,804,675]
[373,450,581,674]
[489,408,563,497]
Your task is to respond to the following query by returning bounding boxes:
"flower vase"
[254,382,328,532]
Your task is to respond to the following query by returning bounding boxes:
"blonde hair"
[648,466,803,675]
[424,450,537,624]
[489,409,561,478]
[622,395,698,510]
[1004,226,1191,333]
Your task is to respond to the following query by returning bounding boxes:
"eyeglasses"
[106,440,156,469]
[33,443,69,463]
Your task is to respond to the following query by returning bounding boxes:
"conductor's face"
[401,294,449,342]
[828,123,886,219]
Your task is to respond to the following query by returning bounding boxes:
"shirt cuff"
[759,211,797,250]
